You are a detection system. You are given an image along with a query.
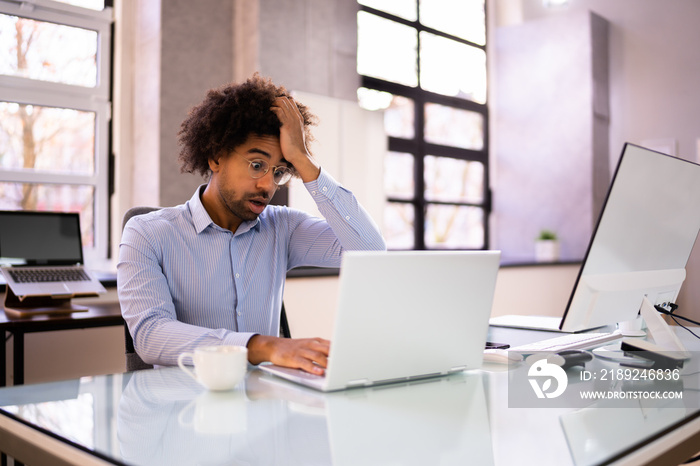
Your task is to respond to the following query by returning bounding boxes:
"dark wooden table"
[0,301,123,386]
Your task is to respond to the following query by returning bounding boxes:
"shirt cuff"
[225,332,259,349]
[304,168,339,203]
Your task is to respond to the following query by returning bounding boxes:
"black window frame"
[359,2,491,251]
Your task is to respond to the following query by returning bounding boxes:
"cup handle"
[178,398,196,428]
[177,352,197,382]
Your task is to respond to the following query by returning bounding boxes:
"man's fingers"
[272,97,303,124]
[271,96,291,115]
[297,338,330,367]
[273,338,331,375]
[296,353,327,375]
[308,337,331,353]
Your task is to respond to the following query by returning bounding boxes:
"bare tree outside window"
[0,12,102,248]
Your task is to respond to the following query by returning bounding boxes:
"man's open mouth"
[249,199,267,214]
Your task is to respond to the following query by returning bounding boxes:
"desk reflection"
[559,360,700,466]
[118,368,494,466]
[560,397,688,466]
[118,368,319,465]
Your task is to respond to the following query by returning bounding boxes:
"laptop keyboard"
[9,268,90,283]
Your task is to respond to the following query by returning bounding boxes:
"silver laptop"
[260,250,501,391]
[0,211,106,301]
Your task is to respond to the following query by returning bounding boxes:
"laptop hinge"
[449,365,468,373]
[346,378,371,387]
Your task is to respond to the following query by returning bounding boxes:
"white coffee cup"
[177,345,248,391]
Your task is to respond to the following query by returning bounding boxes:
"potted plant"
[535,229,560,262]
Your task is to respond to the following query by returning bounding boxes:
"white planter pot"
[535,240,560,262]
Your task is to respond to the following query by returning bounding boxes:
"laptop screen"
[0,211,84,266]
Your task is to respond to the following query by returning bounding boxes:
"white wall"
[492,11,609,262]
[489,0,700,165]
[491,264,580,318]
[284,276,340,340]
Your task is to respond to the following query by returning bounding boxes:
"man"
[118,75,386,375]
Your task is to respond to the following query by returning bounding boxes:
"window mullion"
[0,1,113,24]
[423,144,488,164]
[414,96,426,250]
[0,170,98,185]
[0,80,109,108]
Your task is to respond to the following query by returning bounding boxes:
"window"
[0,0,113,263]
[357,0,489,250]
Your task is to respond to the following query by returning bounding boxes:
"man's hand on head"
[247,334,330,376]
[270,96,321,183]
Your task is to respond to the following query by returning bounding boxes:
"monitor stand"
[3,286,90,318]
[593,296,691,365]
[636,296,690,356]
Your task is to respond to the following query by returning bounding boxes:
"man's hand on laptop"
[247,335,330,376]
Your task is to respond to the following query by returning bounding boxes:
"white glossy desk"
[0,326,698,466]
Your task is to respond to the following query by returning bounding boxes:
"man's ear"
[208,155,221,172]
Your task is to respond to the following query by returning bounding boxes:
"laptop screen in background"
[0,211,84,266]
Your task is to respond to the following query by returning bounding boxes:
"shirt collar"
[188,184,262,235]
[188,185,214,234]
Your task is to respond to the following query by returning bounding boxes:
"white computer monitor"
[560,143,700,332]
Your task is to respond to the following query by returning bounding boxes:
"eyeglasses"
[238,155,294,186]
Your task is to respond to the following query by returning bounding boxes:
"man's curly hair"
[178,74,317,178]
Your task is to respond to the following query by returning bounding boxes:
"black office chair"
[121,206,292,372]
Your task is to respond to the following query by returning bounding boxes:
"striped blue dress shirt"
[117,169,386,366]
